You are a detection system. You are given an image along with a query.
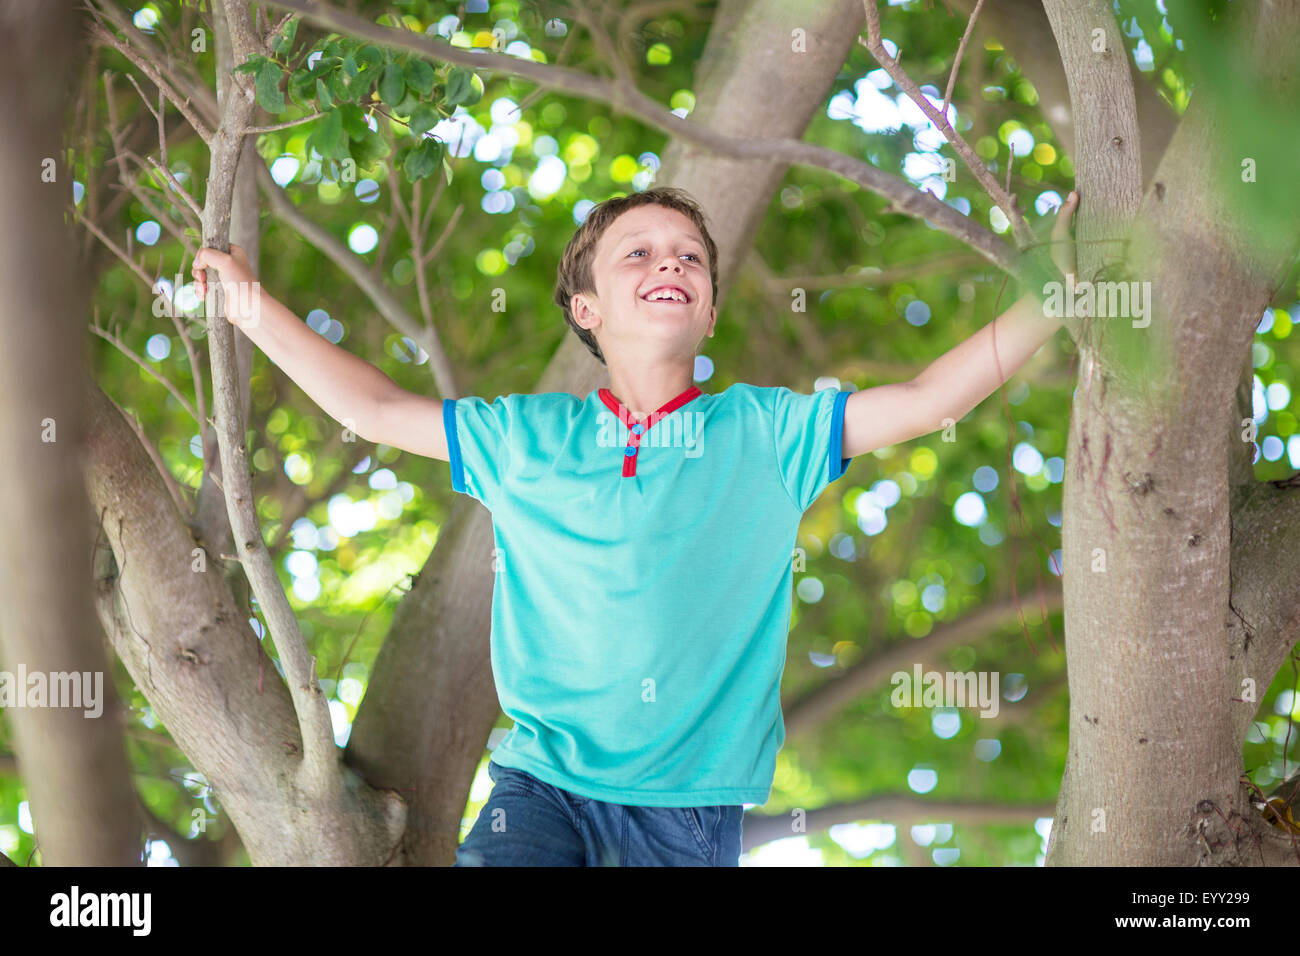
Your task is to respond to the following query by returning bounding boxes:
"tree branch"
[245,110,325,134]
[1040,0,1144,289]
[88,0,220,128]
[740,794,1056,854]
[83,374,403,864]
[761,251,989,292]
[255,158,459,400]
[859,0,1035,248]
[942,0,984,118]
[260,0,1060,291]
[101,73,198,246]
[87,18,213,143]
[782,588,1063,737]
[201,0,338,788]
[88,319,201,426]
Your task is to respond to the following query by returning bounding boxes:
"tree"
[1,0,1296,867]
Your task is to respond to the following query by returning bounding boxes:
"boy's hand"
[1051,190,1079,283]
[192,244,254,299]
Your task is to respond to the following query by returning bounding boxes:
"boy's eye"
[629,249,701,262]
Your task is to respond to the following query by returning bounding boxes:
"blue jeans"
[454,759,744,866]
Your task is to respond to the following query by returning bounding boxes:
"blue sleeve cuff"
[828,389,853,483]
[443,398,466,493]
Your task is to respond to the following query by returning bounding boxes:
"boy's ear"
[707,306,717,337]
[571,292,599,330]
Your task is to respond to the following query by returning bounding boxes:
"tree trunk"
[1044,0,1300,866]
[0,0,140,865]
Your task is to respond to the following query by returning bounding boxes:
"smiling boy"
[193,185,1076,867]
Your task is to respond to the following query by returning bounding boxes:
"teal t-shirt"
[443,382,854,807]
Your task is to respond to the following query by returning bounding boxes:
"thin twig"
[122,405,196,520]
[258,0,1034,282]
[267,11,295,56]
[88,20,213,143]
[118,74,204,218]
[88,323,202,426]
[571,0,636,90]
[119,152,200,234]
[942,0,985,118]
[101,73,196,247]
[86,0,220,129]
[76,210,155,288]
[422,203,463,268]
[858,0,1034,248]
[145,155,204,220]
[245,111,325,134]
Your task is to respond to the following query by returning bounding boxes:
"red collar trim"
[598,385,702,430]
[598,385,703,478]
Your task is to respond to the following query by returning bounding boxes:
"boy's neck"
[603,362,698,422]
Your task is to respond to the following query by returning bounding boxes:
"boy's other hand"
[1051,190,1079,283]
[192,244,254,301]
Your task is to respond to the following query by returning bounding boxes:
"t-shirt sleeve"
[770,386,854,512]
[442,394,513,510]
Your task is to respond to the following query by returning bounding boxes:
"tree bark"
[1045,0,1300,866]
[84,375,404,864]
[195,5,260,568]
[0,0,142,866]
[948,0,1178,186]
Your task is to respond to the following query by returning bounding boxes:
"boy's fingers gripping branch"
[192,243,252,297]
[192,244,258,328]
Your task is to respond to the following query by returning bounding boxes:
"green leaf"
[312,108,348,160]
[351,127,390,166]
[408,102,439,138]
[288,68,316,108]
[316,77,333,109]
[330,70,355,104]
[441,153,454,185]
[342,53,358,78]
[403,138,441,181]
[308,56,339,78]
[379,64,405,106]
[461,73,482,107]
[255,61,286,114]
[272,16,299,55]
[356,45,383,70]
[403,58,435,96]
[234,54,267,75]
[338,103,367,138]
[394,89,422,117]
[444,67,473,106]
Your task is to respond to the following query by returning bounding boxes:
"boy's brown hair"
[553,186,719,366]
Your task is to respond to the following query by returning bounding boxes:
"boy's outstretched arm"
[841,191,1078,459]
[192,245,449,461]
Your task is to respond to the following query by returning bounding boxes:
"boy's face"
[571,204,717,364]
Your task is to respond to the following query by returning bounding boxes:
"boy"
[193,185,1077,867]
